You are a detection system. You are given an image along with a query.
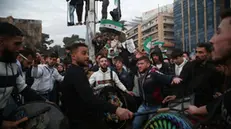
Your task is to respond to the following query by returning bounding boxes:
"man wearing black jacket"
[61,43,133,129]
[187,9,231,128]
[0,22,46,129]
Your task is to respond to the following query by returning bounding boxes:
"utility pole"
[86,0,97,62]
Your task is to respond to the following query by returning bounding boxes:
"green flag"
[104,43,110,50]
[143,37,152,53]
[153,41,164,47]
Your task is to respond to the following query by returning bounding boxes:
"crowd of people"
[1,9,231,129]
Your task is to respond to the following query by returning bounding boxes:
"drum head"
[99,87,127,129]
[143,113,193,129]
[10,101,68,129]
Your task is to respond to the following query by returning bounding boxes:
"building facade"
[0,16,42,48]
[174,0,231,52]
[126,5,174,51]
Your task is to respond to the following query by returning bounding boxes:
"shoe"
[68,22,74,26]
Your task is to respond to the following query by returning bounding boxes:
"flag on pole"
[143,37,152,53]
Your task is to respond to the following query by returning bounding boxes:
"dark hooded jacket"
[150,46,173,75]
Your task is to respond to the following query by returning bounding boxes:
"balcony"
[163,20,174,24]
[163,28,174,32]
[142,30,158,39]
[164,36,174,40]
[127,33,138,39]
[142,23,158,32]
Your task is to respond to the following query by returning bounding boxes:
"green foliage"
[62,34,85,47]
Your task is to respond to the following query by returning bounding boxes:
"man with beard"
[89,56,134,95]
[31,52,64,101]
[0,22,46,129]
[132,56,182,129]
[166,43,224,107]
[17,48,35,87]
[187,9,231,128]
[61,43,133,129]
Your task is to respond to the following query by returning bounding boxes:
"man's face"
[57,65,64,72]
[195,47,209,62]
[137,60,150,73]
[210,17,231,61]
[99,58,108,69]
[115,60,123,70]
[183,53,189,60]
[22,55,33,70]
[48,57,57,67]
[96,55,102,64]
[173,56,184,65]
[152,55,160,63]
[0,36,23,62]
[72,46,89,66]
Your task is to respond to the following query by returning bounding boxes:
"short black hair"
[96,53,103,58]
[197,43,212,53]
[70,43,88,54]
[114,56,123,63]
[0,22,24,37]
[65,45,71,50]
[183,51,190,57]
[20,48,36,59]
[171,48,183,59]
[221,9,231,21]
[99,55,108,61]
[49,52,58,58]
[137,56,151,64]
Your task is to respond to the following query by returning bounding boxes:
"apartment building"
[126,4,174,50]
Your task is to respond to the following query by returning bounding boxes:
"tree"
[50,45,65,58]
[63,34,85,47]
[36,33,54,54]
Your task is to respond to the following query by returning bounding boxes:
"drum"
[99,86,137,129]
[9,101,68,129]
[143,113,193,129]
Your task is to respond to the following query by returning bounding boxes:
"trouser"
[69,117,108,129]
[102,0,109,19]
[38,91,53,102]
[132,104,161,129]
[76,4,84,22]
[69,4,75,23]
[85,0,89,22]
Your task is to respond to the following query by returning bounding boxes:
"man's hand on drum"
[1,120,19,129]
[126,90,135,96]
[116,107,133,120]
[186,105,208,115]
[171,77,182,85]
[162,95,176,104]
[213,92,222,98]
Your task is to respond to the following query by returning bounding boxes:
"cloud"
[0,0,173,46]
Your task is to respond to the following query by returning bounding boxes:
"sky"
[0,0,173,46]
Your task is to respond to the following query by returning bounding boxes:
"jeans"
[132,104,160,129]
[69,4,75,23]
